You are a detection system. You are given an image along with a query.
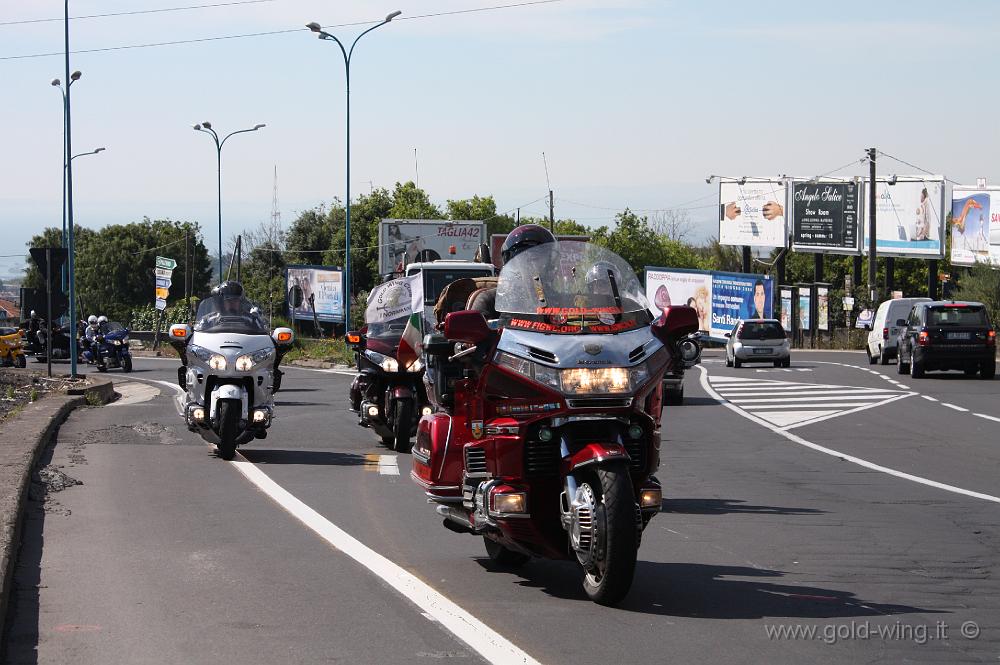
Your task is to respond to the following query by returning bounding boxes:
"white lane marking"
[942,403,969,412]
[895,384,910,390]
[922,395,939,402]
[230,459,539,664]
[109,381,160,406]
[378,454,400,476]
[139,372,536,663]
[975,413,1000,423]
[699,366,1000,504]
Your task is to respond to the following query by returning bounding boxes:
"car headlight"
[235,348,274,371]
[495,351,648,395]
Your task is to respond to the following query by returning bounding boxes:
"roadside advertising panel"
[779,288,792,331]
[718,179,788,248]
[286,265,344,323]
[791,180,861,254]
[817,286,829,331]
[645,267,773,340]
[950,187,1000,266]
[862,178,945,258]
[379,220,486,276]
[489,234,589,269]
[799,292,811,331]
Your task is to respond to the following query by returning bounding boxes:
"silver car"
[725,319,790,368]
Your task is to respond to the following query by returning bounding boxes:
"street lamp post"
[306,10,401,331]
[193,121,266,281]
[62,0,82,378]
[51,74,81,292]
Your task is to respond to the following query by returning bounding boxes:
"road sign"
[155,298,167,311]
[843,296,855,311]
[155,287,170,299]
[155,277,171,288]
[155,267,174,279]
[156,256,177,270]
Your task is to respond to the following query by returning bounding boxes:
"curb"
[0,391,92,628]
[68,374,116,405]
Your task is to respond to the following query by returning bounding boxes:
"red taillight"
[882,327,889,340]
[918,330,930,346]
[988,330,996,346]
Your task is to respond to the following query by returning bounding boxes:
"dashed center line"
[921,395,938,402]
[974,413,1000,423]
[942,403,969,412]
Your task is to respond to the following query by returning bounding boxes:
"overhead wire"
[0,0,277,27]
[0,0,565,61]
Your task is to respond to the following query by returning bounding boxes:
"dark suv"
[896,301,996,379]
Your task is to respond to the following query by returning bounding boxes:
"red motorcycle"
[411,242,699,605]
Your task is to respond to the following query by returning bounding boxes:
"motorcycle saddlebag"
[411,412,464,499]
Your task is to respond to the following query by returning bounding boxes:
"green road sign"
[155,256,177,270]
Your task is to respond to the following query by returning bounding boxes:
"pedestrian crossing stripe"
[708,375,914,430]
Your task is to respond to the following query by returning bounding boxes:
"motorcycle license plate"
[752,348,771,354]
[946,332,970,340]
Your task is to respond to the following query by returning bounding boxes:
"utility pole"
[184,227,191,307]
[549,190,555,233]
[867,147,878,304]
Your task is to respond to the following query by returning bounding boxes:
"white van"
[866,297,931,364]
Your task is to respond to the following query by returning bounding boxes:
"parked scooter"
[411,241,699,605]
[84,321,133,372]
[347,314,432,454]
[0,326,26,368]
[168,282,294,460]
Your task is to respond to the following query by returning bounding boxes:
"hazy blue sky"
[2,0,998,279]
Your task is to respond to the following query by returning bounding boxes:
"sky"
[2,0,1000,280]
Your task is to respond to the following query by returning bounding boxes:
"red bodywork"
[412,308,693,560]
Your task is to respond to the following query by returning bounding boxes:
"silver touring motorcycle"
[169,282,294,460]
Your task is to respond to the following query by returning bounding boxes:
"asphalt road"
[3,350,1000,664]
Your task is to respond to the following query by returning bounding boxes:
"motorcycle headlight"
[405,358,424,372]
[495,351,648,396]
[235,348,274,371]
[208,354,227,371]
[113,340,122,346]
[381,356,399,372]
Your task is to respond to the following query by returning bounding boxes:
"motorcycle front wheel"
[216,400,240,461]
[123,356,133,373]
[580,463,638,606]
[392,398,413,454]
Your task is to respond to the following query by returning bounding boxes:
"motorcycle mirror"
[272,327,295,346]
[443,310,492,345]
[169,324,191,340]
[652,306,699,345]
[345,330,366,348]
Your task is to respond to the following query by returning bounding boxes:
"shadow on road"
[239,449,368,466]
[273,400,330,407]
[272,388,320,393]
[478,559,939,619]
[676,397,719,407]
[660,498,825,515]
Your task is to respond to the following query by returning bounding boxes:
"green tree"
[591,209,702,276]
[955,263,1000,324]
[388,181,442,220]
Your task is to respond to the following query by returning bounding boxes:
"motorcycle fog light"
[640,488,662,509]
[252,409,268,423]
[192,407,206,422]
[627,424,644,440]
[537,427,554,442]
[492,492,527,514]
[367,405,379,417]
[421,406,433,416]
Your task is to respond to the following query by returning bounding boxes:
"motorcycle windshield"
[367,314,409,340]
[495,241,652,334]
[194,295,268,335]
[103,322,125,333]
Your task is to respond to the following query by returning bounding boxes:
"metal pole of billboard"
[307,12,401,333]
[927,259,938,299]
[885,256,895,295]
[867,148,878,304]
[741,247,751,273]
[814,253,823,285]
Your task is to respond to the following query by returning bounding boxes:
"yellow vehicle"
[0,326,26,368]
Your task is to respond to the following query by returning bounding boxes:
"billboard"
[798,292,811,331]
[718,179,787,248]
[379,220,486,276]
[862,178,945,258]
[950,187,1000,266]
[286,265,344,323]
[645,267,773,340]
[791,180,861,254]
[779,288,792,331]
[817,286,829,331]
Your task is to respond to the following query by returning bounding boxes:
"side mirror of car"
[444,310,493,344]
[895,319,907,327]
[345,330,367,350]
[652,306,699,346]
[272,327,295,346]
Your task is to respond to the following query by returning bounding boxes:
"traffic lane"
[3,381,483,664]
[245,372,997,663]
[703,352,1000,504]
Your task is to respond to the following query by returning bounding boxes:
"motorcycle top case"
[412,412,467,498]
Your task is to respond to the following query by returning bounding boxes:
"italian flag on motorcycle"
[365,272,423,369]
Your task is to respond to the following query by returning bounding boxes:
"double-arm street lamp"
[193,121,266,280]
[306,10,401,330]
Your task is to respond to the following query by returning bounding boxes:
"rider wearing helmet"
[84,315,105,369]
[470,225,557,321]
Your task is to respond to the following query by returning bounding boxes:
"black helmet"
[501,224,555,264]
[216,280,244,299]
